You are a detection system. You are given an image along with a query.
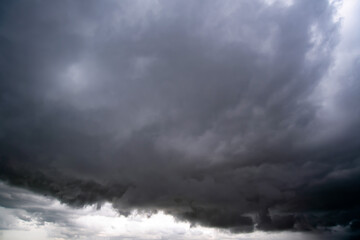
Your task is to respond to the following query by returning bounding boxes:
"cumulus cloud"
[0,182,357,240]
[0,0,359,238]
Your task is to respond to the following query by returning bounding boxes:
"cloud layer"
[3,182,350,240]
[0,0,359,237]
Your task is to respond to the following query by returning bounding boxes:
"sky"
[0,0,359,239]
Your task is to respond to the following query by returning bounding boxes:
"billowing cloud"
[0,182,356,240]
[0,0,359,238]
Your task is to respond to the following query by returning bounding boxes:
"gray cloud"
[0,0,359,238]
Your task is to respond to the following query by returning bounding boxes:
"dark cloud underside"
[0,0,359,237]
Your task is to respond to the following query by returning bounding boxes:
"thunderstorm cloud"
[0,0,359,239]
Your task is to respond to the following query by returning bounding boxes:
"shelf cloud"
[0,0,359,239]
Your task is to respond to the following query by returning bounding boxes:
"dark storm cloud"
[0,0,359,237]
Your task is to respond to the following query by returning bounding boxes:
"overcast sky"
[0,0,359,239]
